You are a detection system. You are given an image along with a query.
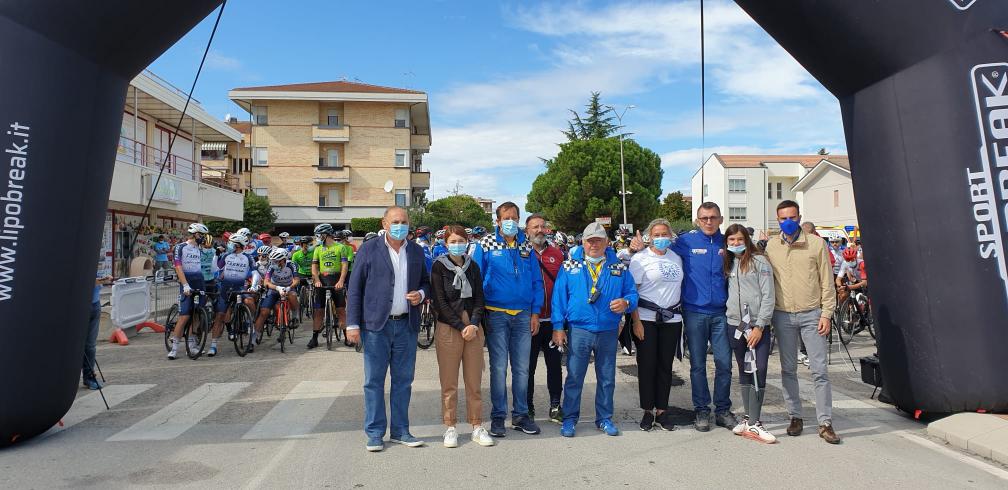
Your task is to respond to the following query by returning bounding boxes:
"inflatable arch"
[1,0,1006,447]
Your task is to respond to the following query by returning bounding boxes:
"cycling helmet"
[415,226,430,238]
[258,233,271,241]
[364,232,378,242]
[222,231,232,240]
[229,234,249,246]
[341,229,353,238]
[188,223,209,234]
[278,232,290,239]
[298,236,311,244]
[202,234,214,247]
[554,231,567,244]
[236,227,251,236]
[472,226,486,236]
[465,228,473,236]
[256,245,273,256]
[842,247,858,261]
[435,229,446,239]
[269,248,288,262]
[314,223,334,236]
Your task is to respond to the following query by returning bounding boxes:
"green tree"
[658,191,692,222]
[563,92,621,141]
[410,194,492,230]
[206,192,277,235]
[349,217,383,234]
[527,138,662,232]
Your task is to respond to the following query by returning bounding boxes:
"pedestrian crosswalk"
[41,384,155,438]
[107,382,252,441]
[242,380,347,440]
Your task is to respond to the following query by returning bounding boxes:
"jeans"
[774,309,832,425]
[684,310,732,414]
[528,320,563,408]
[361,318,417,439]
[82,301,101,380]
[486,309,532,420]
[562,327,617,425]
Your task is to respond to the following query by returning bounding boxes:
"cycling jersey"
[290,248,314,275]
[173,241,203,276]
[838,259,865,284]
[199,247,217,282]
[266,261,297,288]
[217,252,255,285]
[312,243,349,275]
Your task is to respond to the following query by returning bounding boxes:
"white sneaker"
[443,427,459,448]
[168,338,179,360]
[187,336,199,354]
[745,421,778,444]
[732,416,749,436]
[471,426,495,447]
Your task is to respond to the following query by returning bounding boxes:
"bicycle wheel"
[324,306,333,351]
[417,323,434,350]
[164,304,179,352]
[233,303,252,357]
[186,307,208,360]
[865,301,876,339]
[838,301,855,346]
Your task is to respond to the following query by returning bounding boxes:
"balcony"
[312,124,350,142]
[410,133,431,151]
[411,171,430,190]
[313,161,350,183]
[115,136,240,192]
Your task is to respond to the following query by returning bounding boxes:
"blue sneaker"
[83,377,102,390]
[560,419,576,437]
[598,419,620,436]
[489,417,506,437]
[389,433,425,447]
[512,415,541,435]
[207,343,218,357]
[365,436,384,452]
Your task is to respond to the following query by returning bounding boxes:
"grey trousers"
[774,309,832,425]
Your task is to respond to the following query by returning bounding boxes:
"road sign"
[596,216,612,227]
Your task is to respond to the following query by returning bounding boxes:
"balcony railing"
[312,125,350,142]
[116,136,240,192]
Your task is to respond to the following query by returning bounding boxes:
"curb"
[928,413,1008,466]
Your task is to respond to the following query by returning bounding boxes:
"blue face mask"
[585,254,605,265]
[652,237,672,251]
[389,223,409,241]
[500,219,519,237]
[728,244,746,255]
[447,243,468,256]
[779,217,801,236]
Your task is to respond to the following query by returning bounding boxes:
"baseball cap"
[582,222,608,241]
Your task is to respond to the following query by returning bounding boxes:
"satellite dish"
[383,180,394,193]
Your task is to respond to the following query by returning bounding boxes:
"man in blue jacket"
[671,201,737,432]
[346,206,431,452]
[472,201,545,437]
[551,222,638,438]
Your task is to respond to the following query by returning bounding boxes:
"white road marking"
[107,382,250,441]
[41,384,156,438]
[242,380,348,440]
[897,430,1008,481]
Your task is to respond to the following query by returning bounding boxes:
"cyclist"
[836,247,868,314]
[168,223,210,360]
[199,233,218,303]
[432,229,448,259]
[363,232,378,242]
[207,233,257,356]
[340,230,357,274]
[827,237,844,276]
[309,223,350,349]
[249,248,300,351]
[277,232,295,252]
[290,236,314,289]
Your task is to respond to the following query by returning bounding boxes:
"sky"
[148,0,846,213]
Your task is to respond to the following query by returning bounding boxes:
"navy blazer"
[347,235,431,332]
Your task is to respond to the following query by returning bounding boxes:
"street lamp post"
[608,104,635,227]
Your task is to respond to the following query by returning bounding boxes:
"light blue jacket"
[551,247,638,332]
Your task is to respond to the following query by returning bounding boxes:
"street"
[2,329,1005,489]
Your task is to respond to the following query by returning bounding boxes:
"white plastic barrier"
[110,277,152,329]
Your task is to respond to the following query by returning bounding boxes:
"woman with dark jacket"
[431,225,494,448]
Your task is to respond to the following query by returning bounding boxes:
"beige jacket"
[765,230,836,318]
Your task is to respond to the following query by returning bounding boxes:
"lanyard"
[585,260,604,296]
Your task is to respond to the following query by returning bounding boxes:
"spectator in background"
[154,236,170,272]
[84,268,113,390]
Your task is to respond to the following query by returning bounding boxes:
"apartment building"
[690,154,856,236]
[225,81,432,234]
[105,70,243,278]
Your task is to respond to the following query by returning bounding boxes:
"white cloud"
[206,49,242,70]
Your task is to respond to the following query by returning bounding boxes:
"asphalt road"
[2,327,1006,489]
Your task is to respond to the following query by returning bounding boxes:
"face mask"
[448,243,468,256]
[779,217,800,236]
[500,219,519,237]
[585,254,605,265]
[652,237,672,251]
[389,223,409,241]
[436,238,445,245]
[846,260,857,268]
[258,259,268,266]
[226,242,236,253]
[728,244,746,255]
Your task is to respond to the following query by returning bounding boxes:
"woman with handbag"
[431,225,495,448]
[724,224,776,443]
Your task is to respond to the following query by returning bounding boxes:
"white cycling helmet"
[268,248,288,262]
[229,234,249,246]
[188,223,209,234]
[314,223,334,236]
[435,229,446,238]
[278,232,290,239]
[256,245,273,256]
[236,227,251,237]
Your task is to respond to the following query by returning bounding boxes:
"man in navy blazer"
[346,206,431,452]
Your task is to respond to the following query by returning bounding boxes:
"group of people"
[347,198,843,453]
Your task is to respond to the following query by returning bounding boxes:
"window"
[834,189,840,208]
[326,109,339,127]
[325,149,340,168]
[252,147,268,166]
[395,189,408,207]
[776,182,783,199]
[395,149,408,167]
[319,188,342,207]
[728,178,746,193]
[394,109,408,128]
[252,187,268,197]
[728,207,747,221]
[252,105,268,125]
[768,182,773,199]
[702,184,709,197]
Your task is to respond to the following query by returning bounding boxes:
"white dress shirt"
[386,235,410,316]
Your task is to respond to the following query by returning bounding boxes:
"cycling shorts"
[259,288,293,310]
[178,274,207,315]
[313,274,345,309]
[215,281,250,313]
